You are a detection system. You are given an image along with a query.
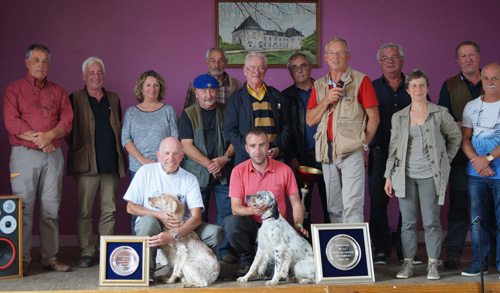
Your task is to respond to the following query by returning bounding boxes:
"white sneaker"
[396,259,414,279]
[427,260,442,280]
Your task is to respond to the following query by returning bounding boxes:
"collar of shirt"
[247,83,267,101]
[459,70,482,87]
[249,157,275,175]
[328,72,346,87]
[26,73,47,89]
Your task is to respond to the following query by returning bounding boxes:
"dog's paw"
[236,276,248,282]
[166,276,177,284]
[181,283,195,288]
[265,280,278,286]
[299,278,313,285]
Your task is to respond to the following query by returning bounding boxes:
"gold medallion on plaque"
[325,234,361,270]
[109,246,140,276]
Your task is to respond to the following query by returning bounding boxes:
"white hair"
[82,57,105,75]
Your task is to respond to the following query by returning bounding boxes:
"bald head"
[482,63,500,99]
[157,137,184,174]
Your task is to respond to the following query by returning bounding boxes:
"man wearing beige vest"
[306,37,380,223]
[66,57,127,268]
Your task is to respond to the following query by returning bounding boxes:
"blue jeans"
[468,175,500,270]
[200,181,232,259]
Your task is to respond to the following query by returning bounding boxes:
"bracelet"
[296,223,303,228]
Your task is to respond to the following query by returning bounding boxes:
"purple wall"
[1,0,499,241]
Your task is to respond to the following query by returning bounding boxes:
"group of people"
[3,38,500,284]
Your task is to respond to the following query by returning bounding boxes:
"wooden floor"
[1,245,499,292]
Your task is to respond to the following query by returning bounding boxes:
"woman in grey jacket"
[384,69,462,280]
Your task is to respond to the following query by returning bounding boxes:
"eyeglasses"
[476,98,500,129]
[245,66,266,73]
[380,55,402,62]
[290,64,311,72]
[26,78,56,110]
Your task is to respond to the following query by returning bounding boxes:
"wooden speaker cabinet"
[0,195,22,279]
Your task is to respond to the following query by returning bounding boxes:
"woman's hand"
[384,178,395,198]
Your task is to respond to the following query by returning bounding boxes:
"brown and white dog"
[237,190,315,286]
[149,194,220,287]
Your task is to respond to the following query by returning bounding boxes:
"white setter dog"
[149,194,220,287]
[237,190,315,286]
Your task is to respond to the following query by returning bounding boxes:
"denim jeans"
[200,181,232,259]
[468,175,500,270]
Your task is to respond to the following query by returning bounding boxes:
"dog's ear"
[269,199,279,220]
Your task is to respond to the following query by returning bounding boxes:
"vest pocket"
[335,122,364,155]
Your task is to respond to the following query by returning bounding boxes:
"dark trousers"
[221,215,260,266]
[368,147,398,256]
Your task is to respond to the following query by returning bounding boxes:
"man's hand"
[32,131,54,149]
[294,224,309,238]
[251,203,268,216]
[147,231,173,247]
[267,147,279,159]
[207,156,227,175]
[157,211,182,230]
[361,148,368,167]
[42,143,56,154]
[325,87,342,104]
[471,156,491,174]
[290,158,300,171]
[479,166,496,177]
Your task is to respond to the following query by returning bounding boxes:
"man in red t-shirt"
[221,128,307,277]
[306,37,380,224]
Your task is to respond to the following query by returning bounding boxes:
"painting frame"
[99,235,150,287]
[311,223,375,284]
[216,0,320,68]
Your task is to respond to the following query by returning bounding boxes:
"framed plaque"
[99,236,150,286]
[311,223,375,283]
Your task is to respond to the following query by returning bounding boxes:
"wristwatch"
[172,231,179,242]
[224,154,232,162]
[362,144,370,152]
[486,153,495,162]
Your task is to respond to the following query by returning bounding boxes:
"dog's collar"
[262,213,279,221]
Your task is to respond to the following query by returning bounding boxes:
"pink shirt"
[3,74,73,149]
[229,158,299,223]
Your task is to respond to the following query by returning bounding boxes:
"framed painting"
[216,0,320,68]
[311,223,375,284]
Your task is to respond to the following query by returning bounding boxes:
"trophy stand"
[296,166,323,220]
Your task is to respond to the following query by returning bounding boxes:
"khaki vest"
[314,67,367,162]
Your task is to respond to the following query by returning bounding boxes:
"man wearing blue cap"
[178,74,237,264]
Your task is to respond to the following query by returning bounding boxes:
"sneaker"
[461,265,488,277]
[396,259,414,279]
[444,256,460,269]
[373,252,387,265]
[427,260,442,280]
[235,264,250,278]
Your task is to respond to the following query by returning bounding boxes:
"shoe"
[22,261,29,276]
[373,252,387,265]
[427,260,442,280]
[220,254,238,264]
[444,256,460,269]
[396,259,414,279]
[78,256,93,268]
[43,259,70,272]
[235,264,250,278]
[461,265,488,277]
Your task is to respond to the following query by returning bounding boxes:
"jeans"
[444,164,470,258]
[468,175,500,270]
[200,181,232,258]
[222,215,260,266]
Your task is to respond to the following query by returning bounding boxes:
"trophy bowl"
[296,166,323,219]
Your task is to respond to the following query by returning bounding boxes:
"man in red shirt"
[3,44,73,275]
[221,128,307,277]
[306,37,380,224]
